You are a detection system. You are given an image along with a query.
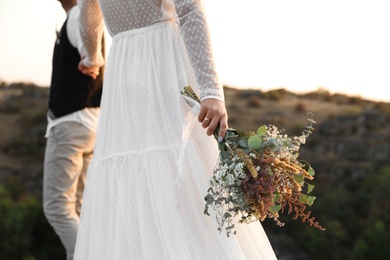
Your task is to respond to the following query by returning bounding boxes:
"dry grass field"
[224,86,376,133]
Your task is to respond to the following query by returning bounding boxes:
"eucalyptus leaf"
[272,194,281,203]
[299,194,308,204]
[307,184,315,194]
[238,138,248,148]
[219,142,228,160]
[257,125,267,136]
[206,196,214,205]
[224,212,232,218]
[270,204,282,213]
[307,196,316,206]
[268,138,278,147]
[308,165,315,176]
[243,147,252,153]
[248,135,262,149]
[294,174,304,184]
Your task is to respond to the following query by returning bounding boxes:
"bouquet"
[181,86,325,236]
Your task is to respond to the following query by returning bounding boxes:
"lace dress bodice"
[78,0,224,101]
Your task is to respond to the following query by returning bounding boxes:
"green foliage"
[0,182,65,260]
[263,164,390,260]
[3,125,46,158]
[0,82,48,158]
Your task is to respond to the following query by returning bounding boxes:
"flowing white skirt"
[74,20,277,260]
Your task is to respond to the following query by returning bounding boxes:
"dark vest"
[48,18,104,118]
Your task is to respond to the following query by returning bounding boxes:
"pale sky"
[0,0,389,102]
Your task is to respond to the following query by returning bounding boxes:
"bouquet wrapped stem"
[181,86,325,236]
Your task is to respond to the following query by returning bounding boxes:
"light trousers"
[43,121,95,260]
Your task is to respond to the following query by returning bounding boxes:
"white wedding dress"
[74,0,277,259]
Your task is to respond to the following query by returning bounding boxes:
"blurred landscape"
[0,82,389,259]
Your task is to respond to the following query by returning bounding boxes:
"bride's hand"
[78,54,100,79]
[198,98,228,141]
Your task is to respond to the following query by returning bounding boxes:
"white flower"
[229,177,236,186]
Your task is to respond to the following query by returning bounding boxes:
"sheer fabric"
[74,0,277,259]
[79,0,223,101]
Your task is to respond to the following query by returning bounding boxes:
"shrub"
[0,182,65,259]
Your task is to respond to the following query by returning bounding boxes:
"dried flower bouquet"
[181,86,325,236]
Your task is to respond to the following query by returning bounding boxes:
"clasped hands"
[78,55,100,80]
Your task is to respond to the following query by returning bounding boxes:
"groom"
[43,1,104,259]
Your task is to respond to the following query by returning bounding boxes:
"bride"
[74,0,277,259]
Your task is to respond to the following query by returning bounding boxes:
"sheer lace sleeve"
[77,0,105,67]
[174,0,224,102]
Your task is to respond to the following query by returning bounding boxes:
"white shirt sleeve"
[174,0,224,102]
[77,0,105,68]
[66,6,84,55]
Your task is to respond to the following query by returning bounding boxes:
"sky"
[0,0,389,102]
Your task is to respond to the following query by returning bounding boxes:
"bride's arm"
[174,0,224,102]
[174,0,227,138]
[77,0,105,68]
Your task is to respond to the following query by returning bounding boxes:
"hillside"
[224,86,390,182]
[1,82,390,259]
